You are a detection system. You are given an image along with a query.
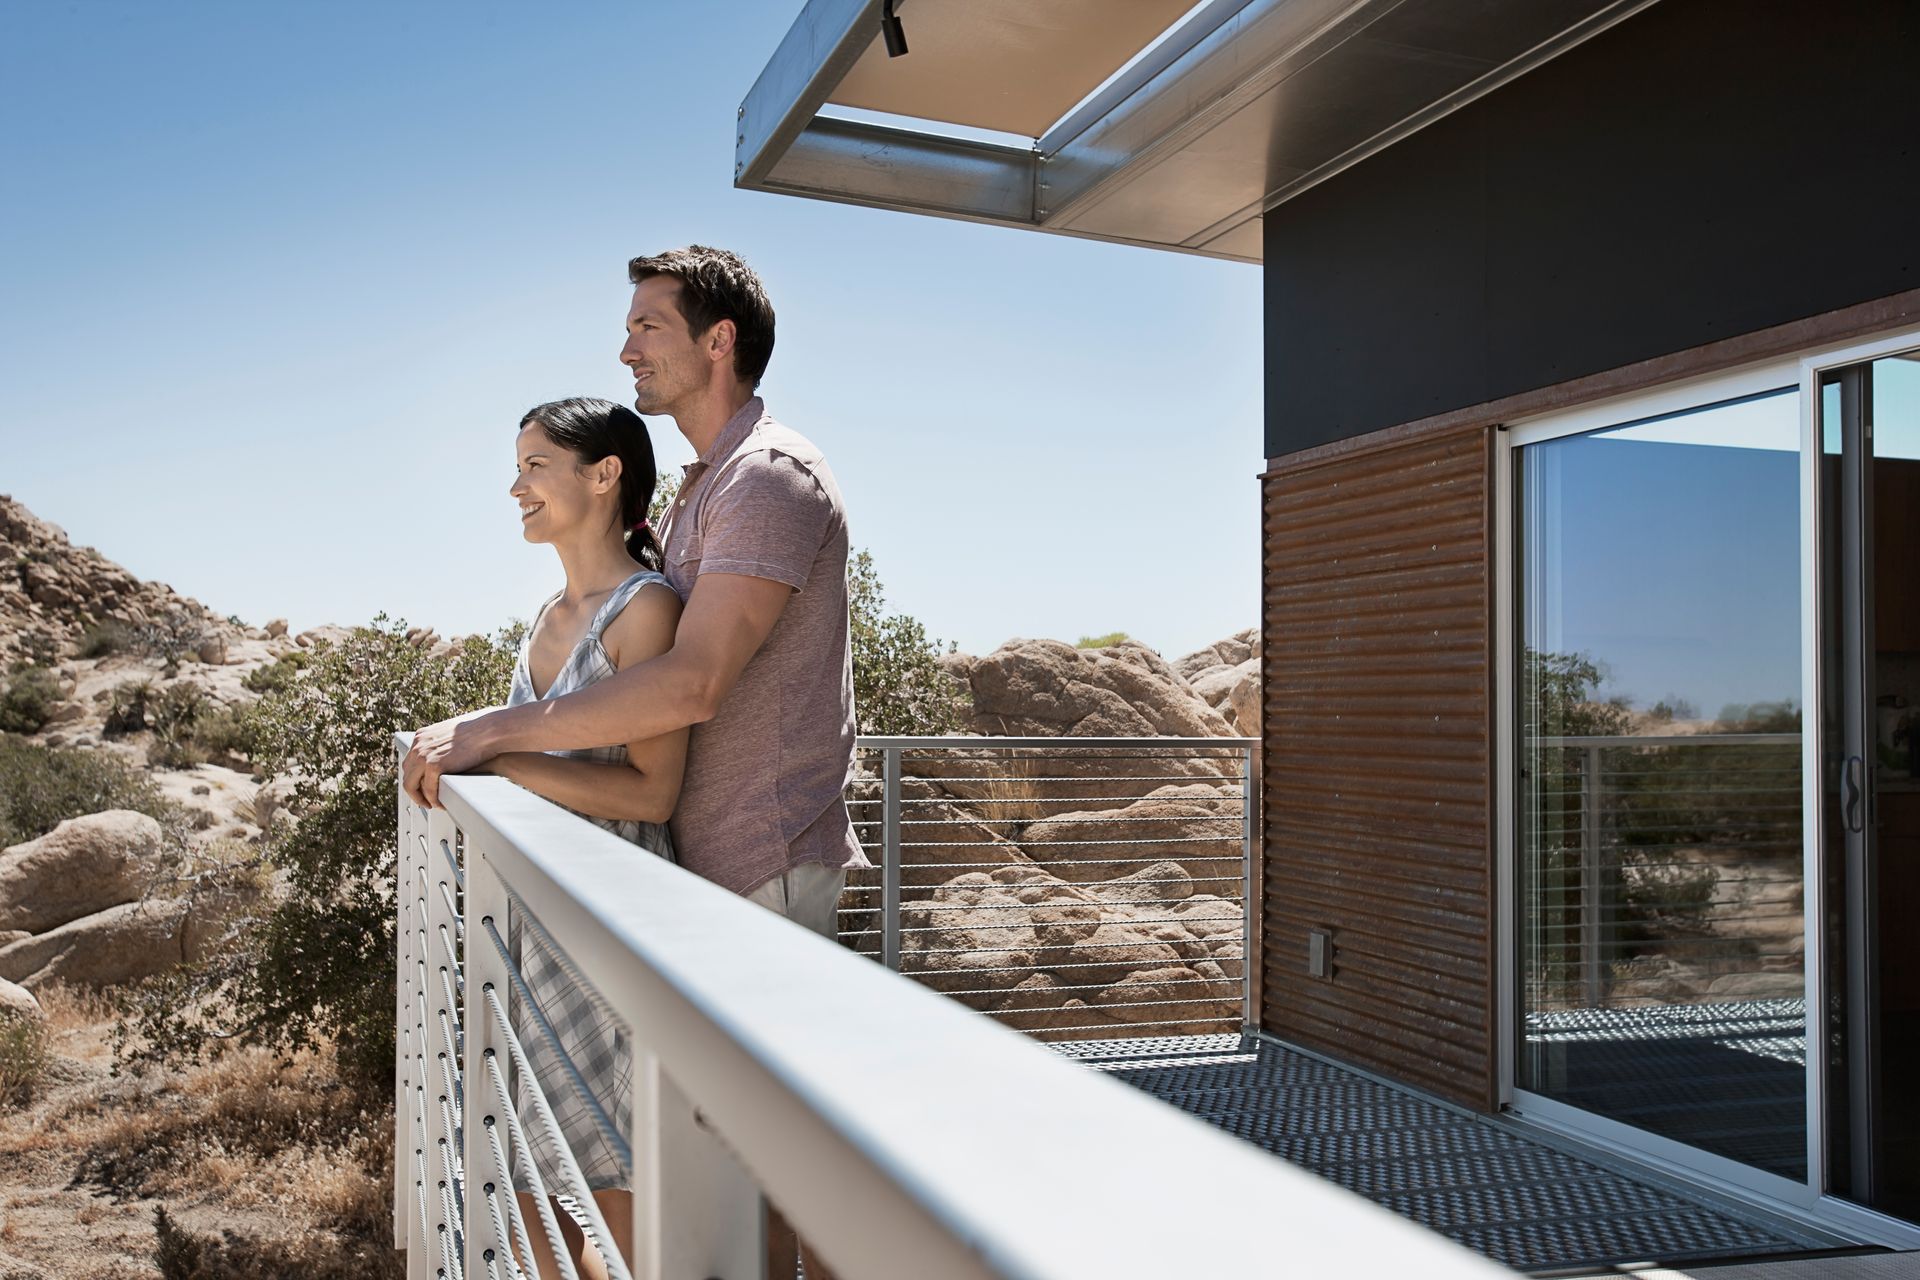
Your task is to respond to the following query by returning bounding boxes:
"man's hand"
[402,708,505,809]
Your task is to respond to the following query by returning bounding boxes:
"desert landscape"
[0,493,1265,1276]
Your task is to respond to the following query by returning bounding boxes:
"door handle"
[1844,754,1865,833]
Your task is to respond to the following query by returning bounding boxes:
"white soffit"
[737,0,1665,264]
[827,0,1201,138]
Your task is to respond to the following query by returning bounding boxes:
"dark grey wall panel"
[1265,0,1920,457]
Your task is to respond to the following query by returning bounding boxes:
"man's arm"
[401,572,790,807]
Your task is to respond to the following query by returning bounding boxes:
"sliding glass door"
[1819,348,1920,1221]
[1514,389,1808,1180]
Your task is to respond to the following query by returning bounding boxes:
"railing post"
[463,837,509,1280]
[1241,742,1260,1040]
[1579,744,1604,1007]
[633,1053,765,1280]
[881,745,902,972]
[395,794,424,1266]
[423,806,463,1279]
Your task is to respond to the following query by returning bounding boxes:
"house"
[737,0,1920,1250]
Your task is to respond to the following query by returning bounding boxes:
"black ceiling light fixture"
[881,0,909,57]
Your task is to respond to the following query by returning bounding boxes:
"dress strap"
[524,590,564,652]
[586,570,669,641]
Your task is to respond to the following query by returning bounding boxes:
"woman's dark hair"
[518,397,665,571]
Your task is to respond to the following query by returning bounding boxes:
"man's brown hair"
[628,245,776,389]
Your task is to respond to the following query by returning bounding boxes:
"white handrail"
[395,732,1502,1280]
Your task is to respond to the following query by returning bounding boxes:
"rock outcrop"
[1174,628,1260,734]
[962,638,1237,739]
[1015,783,1245,884]
[0,811,165,935]
[883,630,1259,1039]
[0,975,41,1022]
[898,860,1243,1035]
[0,494,242,665]
[0,899,192,989]
[0,876,259,991]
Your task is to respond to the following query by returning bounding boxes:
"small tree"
[848,550,967,736]
[1522,648,1632,738]
[122,617,518,1094]
[648,471,681,528]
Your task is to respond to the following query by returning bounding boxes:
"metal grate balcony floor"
[1068,1034,1833,1274]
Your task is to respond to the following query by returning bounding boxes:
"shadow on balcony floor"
[1070,1034,1831,1274]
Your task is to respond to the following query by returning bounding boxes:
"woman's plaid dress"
[505,569,676,1193]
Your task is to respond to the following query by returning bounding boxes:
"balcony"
[392,733,1833,1279]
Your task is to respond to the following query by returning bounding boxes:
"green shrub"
[134,609,206,674]
[146,683,210,770]
[0,734,178,847]
[242,651,308,695]
[104,679,155,737]
[122,617,517,1096]
[0,665,62,733]
[1075,631,1132,649]
[190,703,259,762]
[146,737,208,769]
[849,550,967,736]
[77,619,135,658]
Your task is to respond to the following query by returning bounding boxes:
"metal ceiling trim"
[1039,0,1262,155]
[1036,0,1378,226]
[736,0,882,189]
[1168,0,1667,251]
[759,115,1039,224]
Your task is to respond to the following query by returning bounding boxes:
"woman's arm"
[481,751,678,823]
[478,582,689,825]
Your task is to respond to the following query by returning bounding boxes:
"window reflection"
[1517,388,1807,1179]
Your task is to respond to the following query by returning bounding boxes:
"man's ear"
[706,317,737,364]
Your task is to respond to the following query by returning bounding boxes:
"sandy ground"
[0,984,398,1279]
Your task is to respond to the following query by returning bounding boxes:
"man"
[403,245,865,934]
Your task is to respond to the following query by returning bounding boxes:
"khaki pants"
[744,862,846,939]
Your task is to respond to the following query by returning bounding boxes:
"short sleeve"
[696,449,835,591]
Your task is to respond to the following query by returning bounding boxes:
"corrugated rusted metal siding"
[1260,426,1496,1109]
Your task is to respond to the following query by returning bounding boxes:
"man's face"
[621,276,708,419]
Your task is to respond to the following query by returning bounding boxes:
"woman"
[486,396,684,1280]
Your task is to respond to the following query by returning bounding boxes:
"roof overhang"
[737,0,1661,263]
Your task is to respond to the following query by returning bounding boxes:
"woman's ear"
[597,454,624,494]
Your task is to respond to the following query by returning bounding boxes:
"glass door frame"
[1799,327,1920,1243]
[1491,327,1920,1247]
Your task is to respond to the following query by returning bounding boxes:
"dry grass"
[0,993,402,1280]
[35,982,118,1035]
[0,1013,49,1106]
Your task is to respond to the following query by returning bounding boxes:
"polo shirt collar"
[696,395,766,468]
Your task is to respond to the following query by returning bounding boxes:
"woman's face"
[510,422,617,544]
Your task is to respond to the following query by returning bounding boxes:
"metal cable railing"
[1520,732,1803,1012]
[839,736,1258,1044]
[394,732,1502,1280]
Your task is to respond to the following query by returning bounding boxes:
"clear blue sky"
[0,2,1263,660]
[1524,422,1802,722]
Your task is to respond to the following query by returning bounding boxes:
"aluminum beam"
[761,115,1037,225]
[736,0,881,189]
